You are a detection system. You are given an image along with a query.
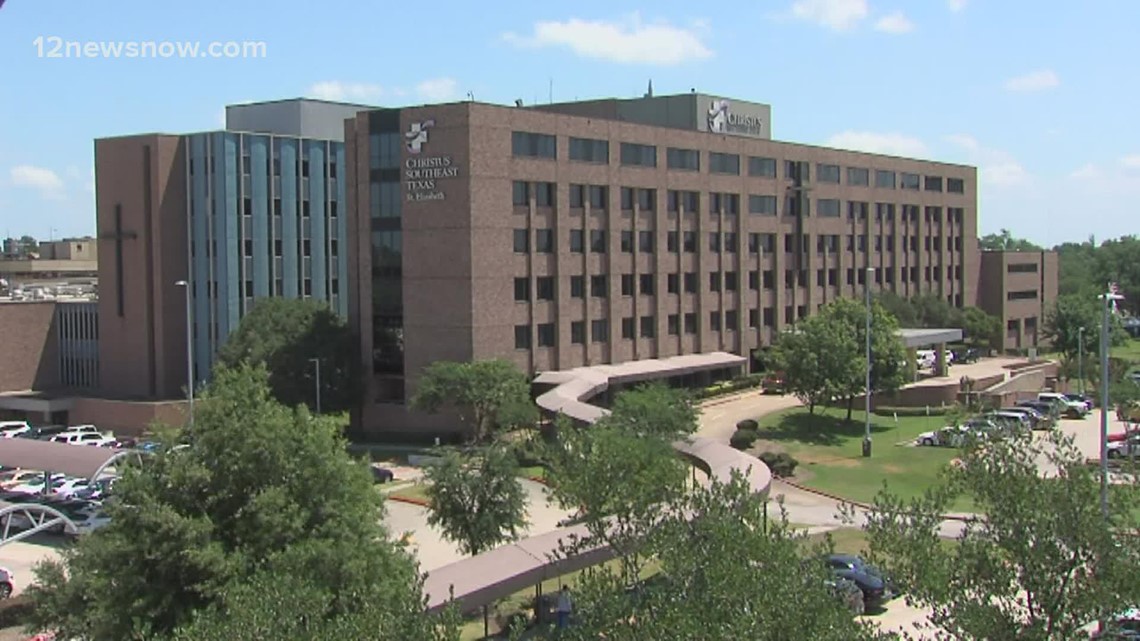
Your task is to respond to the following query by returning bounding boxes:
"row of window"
[514,181,966,223]
[511,131,967,193]
[1006,263,1039,274]
[1007,289,1038,301]
[512,264,963,303]
[512,228,965,255]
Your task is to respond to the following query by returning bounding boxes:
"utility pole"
[863,268,874,458]
[1099,283,1123,519]
[309,358,322,414]
[1078,326,1086,396]
[175,281,194,426]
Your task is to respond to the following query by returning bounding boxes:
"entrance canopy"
[897,328,963,349]
[0,438,129,479]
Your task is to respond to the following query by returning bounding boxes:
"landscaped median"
[746,405,973,511]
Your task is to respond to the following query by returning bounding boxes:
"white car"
[52,477,92,498]
[61,424,100,435]
[51,432,116,447]
[7,473,66,495]
[1107,435,1140,459]
[70,509,111,536]
[0,567,13,599]
[0,421,30,439]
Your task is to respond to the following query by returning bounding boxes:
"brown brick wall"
[0,302,59,392]
[976,250,1058,352]
[69,397,187,435]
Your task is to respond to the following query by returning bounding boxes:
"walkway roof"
[897,328,964,348]
[0,438,128,479]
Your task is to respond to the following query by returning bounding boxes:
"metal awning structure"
[0,438,135,479]
[897,328,964,348]
[534,351,747,423]
[0,500,78,546]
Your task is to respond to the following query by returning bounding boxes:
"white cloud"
[502,13,713,65]
[824,131,928,157]
[874,11,914,34]
[306,81,386,103]
[1069,164,1101,181]
[1003,69,1060,93]
[10,165,65,199]
[1119,154,1140,170]
[414,77,459,102]
[790,0,868,31]
[944,134,1030,187]
[948,0,967,12]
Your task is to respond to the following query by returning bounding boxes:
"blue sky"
[1,0,1137,246]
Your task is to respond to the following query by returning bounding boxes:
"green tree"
[598,382,698,440]
[410,359,537,442]
[823,298,908,421]
[874,291,920,327]
[422,446,529,557]
[216,298,357,413]
[559,476,887,641]
[25,364,439,641]
[1095,236,1140,316]
[979,228,1043,251]
[1043,294,1127,358]
[862,430,1140,640]
[910,292,962,328]
[958,306,1003,351]
[769,313,862,414]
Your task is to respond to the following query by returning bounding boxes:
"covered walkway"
[0,438,135,480]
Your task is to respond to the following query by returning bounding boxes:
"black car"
[370,466,395,483]
[825,554,894,609]
[1016,401,1058,427]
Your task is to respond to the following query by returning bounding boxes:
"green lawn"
[1112,339,1140,363]
[387,482,431,503]
[756,406,972,511]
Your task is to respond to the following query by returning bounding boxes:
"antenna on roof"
[514,99,523,108]
[645,79,654,98]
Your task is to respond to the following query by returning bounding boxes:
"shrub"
[736,419,759,431]
[758,451,799,478]
[730,428,759,450]
[871,405,951,418]
[0,595,35,629]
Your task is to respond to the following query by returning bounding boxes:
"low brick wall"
[69,397,187,435]
[978,362,1058,409]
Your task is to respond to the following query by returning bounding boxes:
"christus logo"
[706,99,764,136]
[405,119,435,154]
[707,99,729,133]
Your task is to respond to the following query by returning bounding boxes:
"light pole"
[1098,284,1124,520]
[309,358,322,414]
[174,280,194,425]
[1078,326,1086,396]
[863,267,874,458]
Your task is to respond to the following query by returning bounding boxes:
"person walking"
[555,584,573,629]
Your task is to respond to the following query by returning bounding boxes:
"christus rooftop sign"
[403,118,459,202]
[704,99,766,138]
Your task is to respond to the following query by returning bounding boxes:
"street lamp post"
[863,267,874,458]
[1098,285,1124,520]
[174,280,194,425]
[309,358,322,414]
[1078,326,1086,396]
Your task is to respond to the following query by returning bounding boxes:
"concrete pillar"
[934,342,948,377]
[907,347,919,382]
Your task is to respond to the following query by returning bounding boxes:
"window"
[683,272,698,293]
[900,172,920,190]
[513,277,529,302]
[709,152,741,175]
[784,193,809,217]
[588,185,607,209]
[621,317,635,339]
[537,323,555,347]
[666,147,700,171]
[749,308,759,328]
[570,276,585,298]
[710,192,740,215]
[570,321,587,344]
[947,178,965,194]
[683,232,697,253]
[667,314,680,335]
[817,163,841,184]
[709,272,722,292]
[512,181,530,206]
[748,194,777,215]
[667,190,700,213]
[569,229,584,253]
[621,274,635,296]
[817,198,840,217]
[638,188,656,211]
[1008,290,1038,301]
[875,170,896,189]
[1007,263,1039,274]
[514,325,531,349]
[667,231,679,253]
[749,233,775,254]
[709,311,722,331]
[924,175,943,192]
[590,275,608,297]
[568,137,609,163]
[591,319,609,342]
[725,310,738,331]
[569,184,584,208]
[724,232,738,253]
[534,182,555,207]
[667,273,679,294]
[621,143,657,167]
[684,313,698,334]
[620,230,634,253]
[847,167,870,186]
[590,230,606,253]
[512,131,556,158]
[785,160,809,181]
[725,271,738,291]
[638,231,655,253]
[513,229,529,253]
[709,232,721,252]
[848,201,868,220]
[639,273,655,295]
[536,277,555,300]
[535,229,554,253]
[748,156,777,177]
[639,315,655,338]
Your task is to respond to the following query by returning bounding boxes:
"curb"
[526,475,550,487]
[387,495,431,508]
[776,478,974,523]
[698,388,770,409]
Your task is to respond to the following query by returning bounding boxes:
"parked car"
[825,576,865,615]
[0,470,48,490]
[370,466,395,483]
[1017,400,1059,423]
[998,407,1044,430]
[762,372,786,394]
[951,347,981,364]
[983,411,1033,434]
[70,508,111,536]
[824,554,894,609]
[0,421,31,439]
[1063,392,1095,411]
[1036,392,1089,418]
[1108,435,1140,459]
[0,567,12,599]
[50,432,116,447]
[52,478,92,499]
[917,419,996,447]
[7,474,67,496]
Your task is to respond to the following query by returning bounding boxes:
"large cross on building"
[99,204,138,317]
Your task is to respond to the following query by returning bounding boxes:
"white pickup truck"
[1037,392,1089,418]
